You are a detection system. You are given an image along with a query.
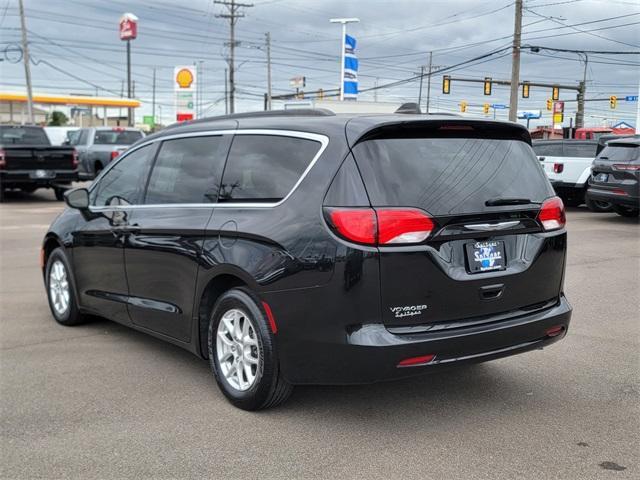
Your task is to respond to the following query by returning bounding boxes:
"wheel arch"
[41,234,63,275]
[196,272,253,359]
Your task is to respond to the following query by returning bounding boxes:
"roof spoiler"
[395,102,422,114]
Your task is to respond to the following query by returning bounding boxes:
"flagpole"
[330,18,359,102]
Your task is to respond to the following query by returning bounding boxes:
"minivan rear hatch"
[348,119,565,328]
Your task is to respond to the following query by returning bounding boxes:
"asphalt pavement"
[1,189,638,480]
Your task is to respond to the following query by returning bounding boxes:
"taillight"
[111,150,121,160]
[537,196,566,231]
[0,149,5,169]
[377,208,435,244]
[71,149,79,168]
[612,164,640,172]
[326,208,377,245]
[324,207,435,245]
[553,163,564,174]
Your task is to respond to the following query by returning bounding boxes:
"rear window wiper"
[485,197,541,207]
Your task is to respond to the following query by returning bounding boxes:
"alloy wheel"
[216,308,261,391]
[49,260,70,316]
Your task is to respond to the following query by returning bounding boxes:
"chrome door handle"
[463,221,521,231]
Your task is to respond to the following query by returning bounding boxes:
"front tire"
[208,288,292,410]
[45,248,87,326]
[612,205,639,217]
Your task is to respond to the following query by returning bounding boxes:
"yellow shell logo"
[176,68,194,88]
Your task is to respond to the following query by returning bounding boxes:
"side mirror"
[64,188,90,210]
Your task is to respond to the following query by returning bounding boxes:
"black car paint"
[43,114,571,385]
[587,138,640,209]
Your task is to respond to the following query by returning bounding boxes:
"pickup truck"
[0,125,78,202]
[71,127,144,179]
[532,139,611,212]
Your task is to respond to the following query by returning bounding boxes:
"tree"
[48,111,68,126]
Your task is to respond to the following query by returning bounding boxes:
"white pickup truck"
[532,139,611,212]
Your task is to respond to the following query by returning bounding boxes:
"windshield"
[353,137,553,216]
[0,126,51,145]
[93,130,143,145]
[598,144,639,162]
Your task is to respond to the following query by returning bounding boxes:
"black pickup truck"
[0,125,79,202]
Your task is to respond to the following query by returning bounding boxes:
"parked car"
[587,137,640,217]
[42,111,571,410]
[71,126,144,179]
[0,125,78,201]
[532,139,610,211]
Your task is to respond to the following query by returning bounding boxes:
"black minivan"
[42,110,571,410]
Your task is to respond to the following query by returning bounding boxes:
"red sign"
[553,101,564,114]
[176,113,194,122]
[119,13,138,41]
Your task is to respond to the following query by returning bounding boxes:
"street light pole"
[266,32,272,110]
[330,18,359,101]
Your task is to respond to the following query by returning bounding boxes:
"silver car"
[71,127,145,179]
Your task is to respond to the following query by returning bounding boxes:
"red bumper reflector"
[545,325,564,337]
[397,354,436,367]
[262,301,277,334]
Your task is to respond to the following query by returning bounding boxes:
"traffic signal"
[546,99,553,111]
[483,77,492,96]
[483,103,490,114]
[459,101,468,113]
[610,95,617,109]
[442,75,451,94]
[522,81,530,98]
[317,88,324,100]
[552,86,560,101]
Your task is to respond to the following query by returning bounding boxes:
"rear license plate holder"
[30,170,55,179]
[466,240,506,273]
[595,173,608,182]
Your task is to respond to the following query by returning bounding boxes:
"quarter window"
[219,135,321,202]
[91,144,154,206]
[144,136,229,204]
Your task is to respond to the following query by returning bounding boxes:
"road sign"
[625,95,638,102]
[553,113,564,124]
[553,101,564,114]
[143,115,155,127]
[491,104,507,109]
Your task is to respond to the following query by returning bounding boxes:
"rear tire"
[45,248,87,326]
[586,197,612,212]
[612,205,639,217]
[207,287,292,410]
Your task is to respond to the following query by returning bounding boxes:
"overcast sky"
[1,0,638,127]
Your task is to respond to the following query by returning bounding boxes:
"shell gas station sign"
[174,66,196,122]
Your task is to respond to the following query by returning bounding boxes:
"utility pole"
[215,0,253,114]
[576,53,588,128]
[508,0,523,122]
[265,32,272,110]
[425,51,433,113]
[374,77,379,102]
[152,67,156,127]
[224,67,228,115]
[18,0,34,125]
[330,18,360,101]
[417,65,424,107]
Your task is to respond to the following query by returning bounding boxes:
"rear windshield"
[562,142,596,158]
[598,144,639,162]
[532,142,562,157]
[0,126,50,145]
[353,137,553,216]
[93,130,143,145]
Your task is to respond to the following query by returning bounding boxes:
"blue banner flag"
[343,34,358,99]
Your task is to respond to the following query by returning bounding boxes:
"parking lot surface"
[1,189,638,480]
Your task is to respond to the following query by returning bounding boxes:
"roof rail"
[168,108,336,128]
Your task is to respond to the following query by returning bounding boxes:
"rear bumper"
[587,187,639,208]
[278,295,572,385]
[0,170,78,187]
